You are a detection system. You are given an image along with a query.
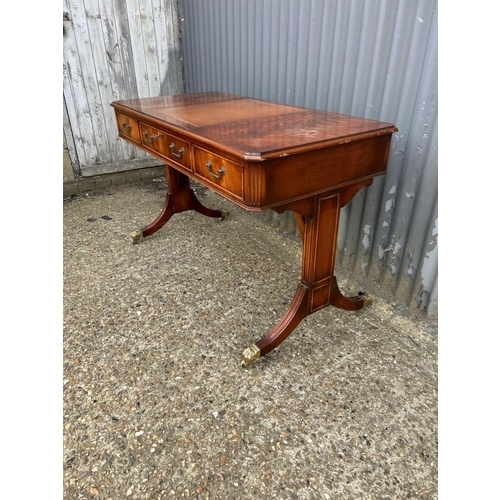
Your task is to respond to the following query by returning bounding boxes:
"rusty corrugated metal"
[179,0,438,317]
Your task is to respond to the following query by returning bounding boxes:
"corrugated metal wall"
[179,0,438,317]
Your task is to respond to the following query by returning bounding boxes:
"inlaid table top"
[112,91,397,161]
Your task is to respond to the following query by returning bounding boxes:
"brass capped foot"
[358,292,373,306]
[219,209,229,221]
[241,344,261,368]
[131,230,143,244]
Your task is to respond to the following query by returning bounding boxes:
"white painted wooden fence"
[63,0,184,177]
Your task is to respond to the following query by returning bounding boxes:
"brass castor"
[131,230,143,244]
[357,291,373,306]
[219,209,230,221]
[241,344,261,368]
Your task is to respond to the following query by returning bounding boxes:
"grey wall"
[179,0,438,317]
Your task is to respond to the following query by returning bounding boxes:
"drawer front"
[139,123,169,156]
[116,112,140,143]
[165,134,191,169]
[139,124,191,170]
[193,147,244,199]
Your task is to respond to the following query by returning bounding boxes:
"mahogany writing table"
[111,92,397,367]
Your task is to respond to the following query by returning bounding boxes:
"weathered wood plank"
[63,0,184,176]
[63,0,93,168]
[108,0,147,162]
[127,0,153,97]
[63,95,80,175]
[84,0,122,164]
[96,0,134,162]
[111,0,139,99]
[67,0,109,170]
[162,0,185,93]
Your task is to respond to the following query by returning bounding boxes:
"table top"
[111,92,397,161]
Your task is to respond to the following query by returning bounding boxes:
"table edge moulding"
[110,91,398,367]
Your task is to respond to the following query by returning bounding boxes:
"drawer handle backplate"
[143,131,163,144]
[169,142,185,158]
[121,122,132,133]
[206,161,226,179]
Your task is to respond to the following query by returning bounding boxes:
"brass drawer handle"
[121,122,132,133]
[169,142,185,158]
[143,131,163,144]
[206,161,226,179]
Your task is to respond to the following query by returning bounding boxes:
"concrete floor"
[63,179,438,499]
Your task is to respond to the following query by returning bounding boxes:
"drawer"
[139,123,169,156]
[116,112,141,143]
[139,123,191,170]
[165,134,191,169]
[193,147,243,199]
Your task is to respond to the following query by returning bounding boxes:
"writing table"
[111,92,397,367]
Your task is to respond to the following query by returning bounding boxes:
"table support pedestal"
[131,165,228,243]
[241,179,372,367]
[132,167,372,367]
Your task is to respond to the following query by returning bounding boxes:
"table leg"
[131,165,229,243]
[241,182,372,367]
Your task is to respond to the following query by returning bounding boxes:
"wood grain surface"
[112,92,397,160]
